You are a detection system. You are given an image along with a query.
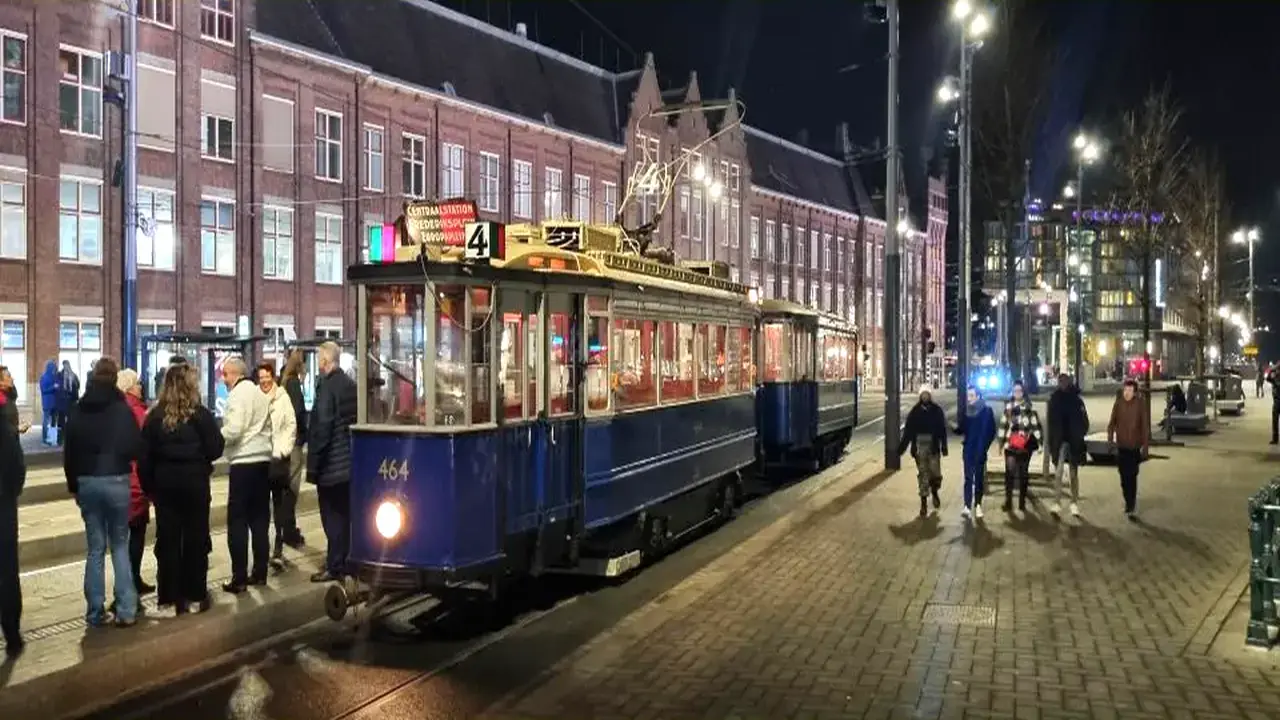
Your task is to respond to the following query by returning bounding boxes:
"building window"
[315,212,342,285]
[479,152,501,212]
[730,267,740,283]
[440,142,464,198]
[837,236,846,271]
[691,187,704,242]
[810,230,819,269]
[602,180,617,223]
[781,224,791,263]
[729,164,740,193]
[200,0,235,44]
[750,270,760,291]
[363,124,383,191]
[58,179,101,263]
[315,109,342,181]
[865,243,872,278]
[544,167,563,219]
[750,216,759,258]
[1,33,25,124]
[838,287,846,317]
[730,201,740,248]
[58,48,102,136]
[402,133,425,199]
[679,185,690,238]
[0,318,25,399]
[201,115,234,161]
[59,320,102,385]
[0,181,23,259]
[573,173,591,222]
[262,206,293,280]
[200,198,235,275]
[782,277,790,301]
[140,0,174,26]
[135,188,175,270]
[823,233,832,271]
[876,291,884,328]
[512,159,533,218]
[765,220,776,260]
[718,201,729,247]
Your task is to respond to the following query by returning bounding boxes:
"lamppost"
[937,0,991,412]
[1231,226,1260,334]
[1068,132,1101,379]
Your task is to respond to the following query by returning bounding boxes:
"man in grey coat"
[307,342,357,582]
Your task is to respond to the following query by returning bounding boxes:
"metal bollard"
[1247,488,1276,647]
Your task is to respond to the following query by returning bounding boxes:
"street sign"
[1244,345,1259,357]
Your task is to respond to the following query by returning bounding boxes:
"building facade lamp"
[1219,305,1231,319]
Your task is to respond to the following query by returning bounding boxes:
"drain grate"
[921,603,997,627]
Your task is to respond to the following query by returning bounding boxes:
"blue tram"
[325,216,858,620]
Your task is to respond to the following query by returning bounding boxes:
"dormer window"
[543,111,555,126]
[441,81,457,97]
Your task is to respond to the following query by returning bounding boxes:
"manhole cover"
[921,603,997,627]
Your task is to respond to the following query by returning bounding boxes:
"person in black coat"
[1046,373,1088,517]
[138,363,225,614]
[897,385,949,517]
[307,342,357,583]
[0,365,26,656]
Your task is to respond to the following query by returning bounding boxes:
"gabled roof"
[742,127,858,215]
[254,0,632,144]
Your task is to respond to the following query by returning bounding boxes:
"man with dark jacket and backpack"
[0,365,26,656]
[1047,373,1088,517]
[897,385,949,517]
[307,342,357,583]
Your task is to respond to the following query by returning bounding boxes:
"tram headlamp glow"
[374,501,403,539]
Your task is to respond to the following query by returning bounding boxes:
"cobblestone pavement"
[481,405,1280,719]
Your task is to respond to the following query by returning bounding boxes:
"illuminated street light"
[896,218,912,235]
[1039,302,1049,315]
[968,12,991,38]
[1063,184,1075,199]
[936,83,959,104]
[709,180,724,199]
[1219,305,1230,319]
[952,0,972,20]
[692,164,706,182]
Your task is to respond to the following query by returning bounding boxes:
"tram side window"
[499,306,526,420]
[697,324,726,396]
[549,308,575,416]
[611,318,655,410]
[819,330,839,381]
[845,335,858,379]
[435,285,468,427]
[660,321,695,402]
[726,325,741,391]
[740,326,756,391]
[761,322,792,382]
[794,328,815,381]
[365,284,426,425]
[470,287,493,424]
[586,295,609,412]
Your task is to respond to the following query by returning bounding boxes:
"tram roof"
[140,331,268,349]
[759,299,858,334]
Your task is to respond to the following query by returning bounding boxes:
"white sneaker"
[1050,501,1061,515]
[1069,503,1080,517]
[961,506,971,519]
[974,504,985,519]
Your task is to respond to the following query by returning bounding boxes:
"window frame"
[314,211,343,285]
[1,30,26,125]
[314,108,343,183]
[440,142,465,198]
[478,151,501,212]
[135,187,175,271]
[58,176,103,265]
[57,45,103,138]
[199,196,236,276]
[199,0,236,45]
[572,173,591,222]
[750,215,759,258]
[0,178,24,260]
[512,159,533,219]
[601,180,617,224]
[261,205,294,281]
[543,166,563,219]
[402,133,426,199]
[139,0,175,28]
[201,113,234,162]
[362,123,384,192]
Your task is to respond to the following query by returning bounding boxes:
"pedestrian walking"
[0,365,26,656]
[39,360,59,446]
[62,358,143,627]
[308,342,357,583]
[897,385,948,517]
[139,363,224,614]
[1257,364,1266,400]
[1268,365,1280,445]
[255,362,298,563]
[56,360,80,446]
[1107,379,1150,519]
[957,387,997,519]
[1046,373,1088,517]
[279,350,308,550]
[219,357,274,594]
[997,380,1042,513]
[116,369,155,597]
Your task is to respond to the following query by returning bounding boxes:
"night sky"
[445,0,1277,357]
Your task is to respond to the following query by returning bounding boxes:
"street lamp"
[1069,131,1103,378]
[1232,226,1260,335]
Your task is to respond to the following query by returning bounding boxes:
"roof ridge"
[742,125,843,167]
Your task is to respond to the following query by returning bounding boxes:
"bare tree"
[1172,149,1225,375]
[971,0,1059,374]
[1107,86,1189,400]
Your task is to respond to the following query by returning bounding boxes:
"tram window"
[740,326,755,390]
[612,318,656,410]
[548,307,575,416]
[761,322,792,382]
[660,321,695,402]
[434,284,468,427]
[697,324,726,396]
[726,325,741,391]
[499,305,525,420]
[526,310,540,416]
[795,329,814,381]
[845,336,858,379]
[586,315,610,412]
[365,284,426,425]
[470,287,493,424]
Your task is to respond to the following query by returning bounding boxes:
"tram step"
[17,481,319,569]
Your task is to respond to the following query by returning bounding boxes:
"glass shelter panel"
[365,285,426,424]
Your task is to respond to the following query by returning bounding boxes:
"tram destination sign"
[404,199,479,248]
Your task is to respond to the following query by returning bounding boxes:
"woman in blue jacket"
[957,387,997,519]
[39,360,58,445]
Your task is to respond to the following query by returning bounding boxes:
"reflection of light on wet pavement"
[292,644,336,677]
[227,667,274,720]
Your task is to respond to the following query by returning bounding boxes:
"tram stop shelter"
[282,337,356,411]
[140,330,267,416]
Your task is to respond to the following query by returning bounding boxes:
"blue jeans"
[42,409,56,444]
[963,455,987,508]
[78,475,137,623]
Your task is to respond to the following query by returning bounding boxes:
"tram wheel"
[643,515,668,558]
[717,477,738,522]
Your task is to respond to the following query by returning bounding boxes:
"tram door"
[542,291,586,545]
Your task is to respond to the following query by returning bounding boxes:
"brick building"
[0,0,946,409]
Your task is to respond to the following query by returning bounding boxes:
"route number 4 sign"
[463,221,506,263]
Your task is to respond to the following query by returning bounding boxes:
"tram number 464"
[376,458,411,483]
[464,221,506,263]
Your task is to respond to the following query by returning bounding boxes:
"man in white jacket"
[255,362,297,562]
[220,356,273,593]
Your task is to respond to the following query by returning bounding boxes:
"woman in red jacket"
[117,369,154,596]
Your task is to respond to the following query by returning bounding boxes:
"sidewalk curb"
[480,449,895,716]
[19,463,233,508]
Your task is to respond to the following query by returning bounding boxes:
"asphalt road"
[81,395,929,720]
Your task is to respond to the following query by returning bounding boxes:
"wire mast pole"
[883,0,902,470]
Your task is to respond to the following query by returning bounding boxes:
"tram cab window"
[697,324,727,396]
[364,285,426,425]
[499,292,530,421]
[726,326,741,391]
[612,318,657,410]
[548,296,576,416]
[761,322,793,382]
[586,295,609,412]
[470,287,493,424]
[435,285,468,426]
[660,321,695,402]
[739,326,755,390]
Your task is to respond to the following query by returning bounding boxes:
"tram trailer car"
[326,219,859,621]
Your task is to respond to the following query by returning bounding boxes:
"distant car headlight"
[375,500,403,539]
[976,375,989,389]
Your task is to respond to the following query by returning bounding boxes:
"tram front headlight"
[375,500,403,539]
